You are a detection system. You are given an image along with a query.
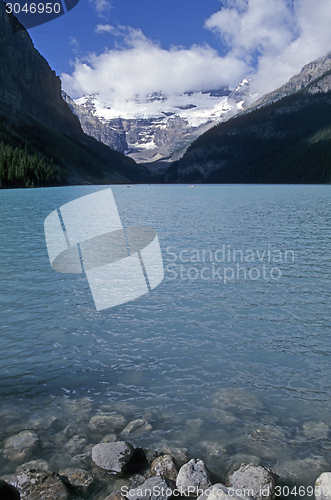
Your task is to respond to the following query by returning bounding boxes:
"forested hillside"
[165,91,331,184]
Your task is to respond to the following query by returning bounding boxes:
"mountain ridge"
[62,80,253,170]
[165,54,331,184]
[245,53,331,111]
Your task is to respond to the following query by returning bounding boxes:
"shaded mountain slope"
[0,2,149,187]
[166,61,331,184]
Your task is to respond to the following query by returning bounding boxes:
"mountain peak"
[247,53,331,110]
[63,82,253,167]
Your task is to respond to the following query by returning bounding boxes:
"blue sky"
[27,0,331,103]
[30,0,225,75]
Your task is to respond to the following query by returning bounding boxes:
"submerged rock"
[226,464,275,500]
[92,441,134,473]
[273,456,328,485]
[16,459,50,472]
[176,459,212,495]
[156,441,187,465]
[150,454,179,481]
[213,389,263,412]
[3,431,39,462]
[89,414,127,432]
[63,434,87,455]
[121,419,152,438]
[9,469,68,499]
[200,441,227,459]
[59,467,94,490]
[302,421,329,439]
[102,434,117,443]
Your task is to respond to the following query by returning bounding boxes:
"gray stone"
[89,414,127,432]
[3,431,39,462]
[9,469,68,499]
[226,464,275,500]
[59,467,94,490]
[63,434,87,455]
[198,483,252,500]
[315,472,331,500]
[92,441,134,473]
[176,459,212,496]
[26,414,58,431]
[121,420,152,438]
[150,455,178,481]
[124,476,172,500]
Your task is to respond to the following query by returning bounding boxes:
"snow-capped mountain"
[62,80,253,170]
[166,52,331,184]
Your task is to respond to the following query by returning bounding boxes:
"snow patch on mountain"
[66,80,254,166]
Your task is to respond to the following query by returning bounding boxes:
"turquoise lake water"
[0,184,330,490]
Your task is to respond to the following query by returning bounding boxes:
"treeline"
[0,140,65,188]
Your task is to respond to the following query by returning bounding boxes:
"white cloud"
[62,27,249,103]
[95,24,114,34]
[69,36,80,55]
[89,0,112,16]
[204,0,331,96]
[62,0,331,111]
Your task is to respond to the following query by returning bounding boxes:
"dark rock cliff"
[0,2,150,186]
[0,1,81,132]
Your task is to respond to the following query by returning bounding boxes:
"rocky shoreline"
[1,431,331,500]
[1,405,331,500]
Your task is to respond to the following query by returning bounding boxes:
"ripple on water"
[0,185,331,490]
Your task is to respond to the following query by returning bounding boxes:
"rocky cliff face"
[0,2,149,186]
[63,81,252,170]
[62,92,128,153]
[0,2,81,133]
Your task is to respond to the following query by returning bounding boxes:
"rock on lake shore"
[1,436,331,500]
